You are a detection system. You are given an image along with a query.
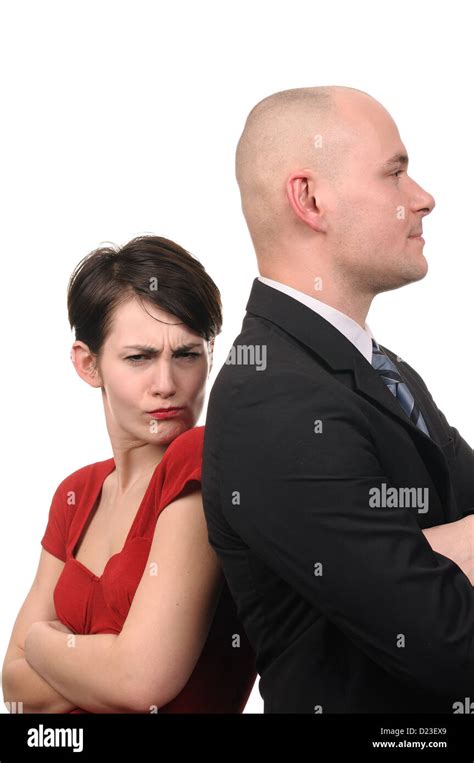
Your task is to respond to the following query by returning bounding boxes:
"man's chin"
[396,250,429,286]
[374,259,428,293]
[406,254,429,282]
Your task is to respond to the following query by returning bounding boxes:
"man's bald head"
[235,85,375,257]
[234,85,435,316]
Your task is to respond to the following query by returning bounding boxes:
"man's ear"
[70,341,103,388]
[286,170,328,234]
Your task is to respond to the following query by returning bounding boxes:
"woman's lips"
[147,408,183,420]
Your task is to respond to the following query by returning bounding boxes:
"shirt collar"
[258,276,375,363]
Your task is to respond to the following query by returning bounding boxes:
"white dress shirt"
[258,276,375,363]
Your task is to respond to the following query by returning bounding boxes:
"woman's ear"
[208,338,215,376]
[70,341,102,388]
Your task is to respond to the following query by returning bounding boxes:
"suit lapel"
[245,278,449,456]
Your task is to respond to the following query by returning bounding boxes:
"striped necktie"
[371,338,431,437]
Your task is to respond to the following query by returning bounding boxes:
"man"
[201,86,474,713]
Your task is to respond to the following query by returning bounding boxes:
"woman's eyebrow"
[122,343,202,353]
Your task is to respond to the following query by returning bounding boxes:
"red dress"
[40,425,256,713]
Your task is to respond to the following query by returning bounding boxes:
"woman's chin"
[145,418,191,444]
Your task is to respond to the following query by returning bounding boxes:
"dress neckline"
[70,457,162,581]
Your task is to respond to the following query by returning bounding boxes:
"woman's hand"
[24,621,72,668]
[48,619,74,634]
[422,515,474,568]
[458,558,474,586]
[422,515,474,585]
[24,621,49,668]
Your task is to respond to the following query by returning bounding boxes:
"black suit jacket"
[202,278,474,713]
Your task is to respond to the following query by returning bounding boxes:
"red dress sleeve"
[157,426,204,514]
[40,478,70,562]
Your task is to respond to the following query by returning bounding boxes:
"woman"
[2,235,256,713]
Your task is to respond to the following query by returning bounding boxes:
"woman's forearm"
[2,656,78,713]
[24,622,137,713]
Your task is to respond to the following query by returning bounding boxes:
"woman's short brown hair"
[67,235,222,357]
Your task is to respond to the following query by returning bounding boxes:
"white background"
[1,0,473,715]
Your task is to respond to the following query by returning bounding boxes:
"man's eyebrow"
[381,152,409,170]
[122,343,202,353]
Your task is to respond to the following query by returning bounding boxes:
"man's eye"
[126,355,149,363]
[392,170,403,178]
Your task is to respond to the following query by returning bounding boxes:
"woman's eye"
[125,352,201,364]
[175,352,201,360]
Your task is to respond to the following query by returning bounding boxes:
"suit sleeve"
[404,361,474,517]
[217,371,474,699]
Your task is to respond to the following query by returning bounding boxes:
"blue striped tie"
[371,339,431,437]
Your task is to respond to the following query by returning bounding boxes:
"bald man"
[201,86,474,713]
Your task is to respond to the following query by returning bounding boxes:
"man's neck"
[258,273,372,329]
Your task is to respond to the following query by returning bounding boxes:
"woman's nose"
[149,360,177,396]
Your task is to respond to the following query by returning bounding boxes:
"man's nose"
[411,180,435,216]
